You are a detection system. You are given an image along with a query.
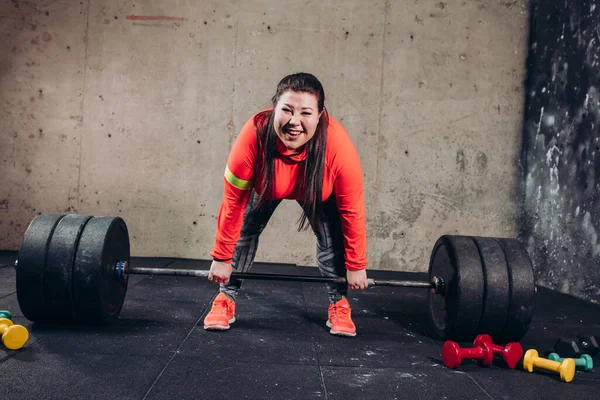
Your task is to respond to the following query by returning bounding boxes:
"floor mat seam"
[0,334,50,365]
[466,373,496,400]
[0,350,24,364]
[301,282,330,400]
[141,289,218,400]
[0,291,15,300]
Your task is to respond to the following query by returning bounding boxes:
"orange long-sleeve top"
[210,112,368,271]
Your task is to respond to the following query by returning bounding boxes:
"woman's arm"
[210,117,258,263]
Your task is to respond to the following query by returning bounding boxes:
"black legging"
[220,191,348,303]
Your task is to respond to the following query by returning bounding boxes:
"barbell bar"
[14,213,536,342]
[116,262,443,290]
[28,258,442,289]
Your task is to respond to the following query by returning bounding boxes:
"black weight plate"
[43,214,93,323]
[16,214,65,322]
[472,237,510,340]
[428,235,485,341]
[496,238,535,343]
[73,216,130,324]
[428,240,452,338]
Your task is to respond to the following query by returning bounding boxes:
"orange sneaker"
[203,293,236,330]
[326,298,356,337]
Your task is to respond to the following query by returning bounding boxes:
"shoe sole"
[326,320,356,337]
[204,317,236,331]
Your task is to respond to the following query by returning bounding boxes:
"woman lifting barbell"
[205,72,369,337]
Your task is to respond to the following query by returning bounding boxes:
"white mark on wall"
[546,145,561,195]
[543,114,556,127]
[582,212,600,257]
[586,87,600,120]
[533,107,545,156]
[561,279,570,292]
[586,39,599,69]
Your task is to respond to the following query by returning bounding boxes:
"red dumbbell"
[474,334,523,369]
[442,340,494,369]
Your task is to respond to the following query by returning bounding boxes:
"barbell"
[14,214,536,342]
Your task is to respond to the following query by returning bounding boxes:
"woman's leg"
[300,197,357,336]
[300,197,348,303]
[220,191,281,301]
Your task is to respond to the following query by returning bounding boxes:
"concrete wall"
[520,0,600,302]
[0,0,529,272]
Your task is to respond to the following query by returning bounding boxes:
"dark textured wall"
[521,1,600,302]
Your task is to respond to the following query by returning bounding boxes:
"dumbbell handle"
[474,334,513,354]
[460,347,486,358]
[473,334,523,369]
[535,357,562,371]
[476,339,510,354]
[549,353,593,371]
[490,343,507,353]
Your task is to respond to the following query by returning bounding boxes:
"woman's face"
[273,91,322,152]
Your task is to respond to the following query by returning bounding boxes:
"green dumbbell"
[548,352,593,372]
[0,311,11,320]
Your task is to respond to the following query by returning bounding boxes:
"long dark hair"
[253,72,328,231]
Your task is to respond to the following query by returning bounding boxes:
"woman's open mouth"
[285,129,303,139]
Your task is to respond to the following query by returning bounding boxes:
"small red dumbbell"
[442,340,494,369]
[473,334,524,369]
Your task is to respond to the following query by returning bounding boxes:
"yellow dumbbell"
[0,318,29,350]
[523,349,575,382]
